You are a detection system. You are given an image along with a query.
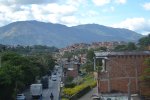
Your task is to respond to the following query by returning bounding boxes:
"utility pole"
[0,55,1,68]
[128,78,131,100]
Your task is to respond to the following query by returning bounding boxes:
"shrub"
[63,84,88,97]
[65,83,76,88]
[90,81,97,88]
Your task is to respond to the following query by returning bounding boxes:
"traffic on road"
[23,65,62,100]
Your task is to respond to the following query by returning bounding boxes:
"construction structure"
[94,51,150,98]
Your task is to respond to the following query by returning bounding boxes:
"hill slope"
[0,21,143,47]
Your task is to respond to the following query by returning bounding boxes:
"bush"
[65,83,76,88]
[63,84,88,97]
[90,81,97,88]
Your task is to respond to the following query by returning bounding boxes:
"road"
[43,70,61,100]
[24,66,62,100]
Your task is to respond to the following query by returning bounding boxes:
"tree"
[138,34,150,49]
[0,51,56,100]
[141,58,150,87]
[126,42,137,51]
[114,42,137,51]
[82,61,94,73]
[114,45,127,51]
[87,49,95,62]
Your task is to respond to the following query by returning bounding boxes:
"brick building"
[63,61,80,78]
[94,51,150,96]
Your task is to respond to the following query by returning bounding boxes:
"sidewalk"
[78,87,141,100]
[78,87,98,100]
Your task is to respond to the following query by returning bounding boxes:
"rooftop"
[94,51,150,57]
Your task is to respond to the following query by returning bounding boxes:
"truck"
[30,84,42,99]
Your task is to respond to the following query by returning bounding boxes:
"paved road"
[24,66,62,100]
[43,71,61,100]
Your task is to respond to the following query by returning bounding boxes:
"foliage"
[95,47,107,51]
[82,62,93,73]
[0,52,55,100]
[65,76,74,83]
[114,45,127,51]
[64,83,76,88]
[138,34,150,47]
[87,49,95,62]
[90,81,97,88]
[63,84,88,97]
[140,58,150,87]
[127,42,137,50]
[0,44,58,54]
[63,49,88,59]
[114,42,137,51]
[62,74,96,98]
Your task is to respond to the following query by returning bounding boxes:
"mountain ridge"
[0,20,143,47]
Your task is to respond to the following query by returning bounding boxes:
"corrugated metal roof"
[94,51,150,57]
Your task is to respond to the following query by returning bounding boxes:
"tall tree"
[138,34,150,49]
[87,49,95,62]
[141,57,150,87]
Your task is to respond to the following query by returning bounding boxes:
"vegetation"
[113,42,137,51]
[0,52,55,100]
[63,48,88,58]
[141,57,150,87]
[62,74,96,99]
[138,34,150,50]
[0,44,59,54]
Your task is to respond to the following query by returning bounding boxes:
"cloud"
[0,0,58,5]
[92,0,126,6]
[45,3,77,15]
[60,16,79,26]
[92,0,111,6]
[112,18,150,34]
[66,0,86,6]
[143,2,150,10]
[102,6,115,12]
[0,2,79,26]
[115,0,126,4]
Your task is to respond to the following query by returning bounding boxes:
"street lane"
[24,66,62,100]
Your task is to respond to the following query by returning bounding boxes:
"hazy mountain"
[0,20,143,47]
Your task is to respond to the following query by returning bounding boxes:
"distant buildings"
[59,41,126,55]
[61,57,81,79]
[94,51,150,96]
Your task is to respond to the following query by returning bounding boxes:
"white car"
[60,82,64,87]
[16,94,26,100]
[52,75,57,81]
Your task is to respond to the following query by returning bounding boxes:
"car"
[52,75,57,81]
[60,81,64,87]
[16,94,26,100]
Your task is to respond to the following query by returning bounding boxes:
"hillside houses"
[59,41,127,55]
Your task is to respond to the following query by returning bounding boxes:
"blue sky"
[0,0,150,35]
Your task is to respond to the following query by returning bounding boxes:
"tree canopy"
[0,52,55,100]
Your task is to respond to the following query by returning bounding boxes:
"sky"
[0,0,150,35]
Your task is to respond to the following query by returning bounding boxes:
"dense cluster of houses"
[59,41,126,55]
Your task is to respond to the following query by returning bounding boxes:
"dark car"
[16,94,26,100]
